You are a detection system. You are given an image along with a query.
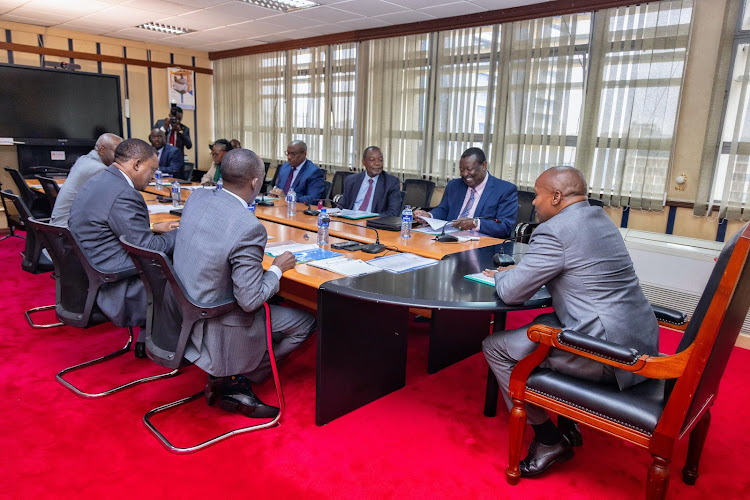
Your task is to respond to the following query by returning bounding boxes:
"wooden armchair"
[505,222,750,499]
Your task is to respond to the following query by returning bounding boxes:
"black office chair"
[0,184,25,241]
[588,198,604,207]
[176,162,194,182]
[516,190,536,224]
[35,175,61,210]
[403,179,436,209]
[4,167,51,219]
[263,163,281,194]
[2,191,53,275]
[504,223,750,498]
[120,236,284,453]
[330,170,355,199]
[29,218,179,397]
[321,180,333,203]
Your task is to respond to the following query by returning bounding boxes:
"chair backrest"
[35,175,60,209]
[28,218,104,327]
[657,223,750,438]
[588,198,604,207]
[331,170,355,199]
[516,190,536,224]
[120,236,238,370]
[322,180,333,202]
[178,162,195,182]
[403,179,435,209]
[4,166,51,217]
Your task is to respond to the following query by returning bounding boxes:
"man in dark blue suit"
[149,128,184,178]
[414,148,517,238]
[269,140,325,205]
[338,146,402,216]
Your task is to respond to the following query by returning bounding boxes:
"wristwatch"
[473,218,479,228]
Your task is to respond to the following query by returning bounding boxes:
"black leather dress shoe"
[560,421,583,447]
[207,375,279,419]
[134,341,147,359]
[519,439,574,477]
[205,375,230,406]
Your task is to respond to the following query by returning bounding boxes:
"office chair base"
[56,328,179,398]
[25,305,64,329]
[143,390,282,454]
[0,233,24,241]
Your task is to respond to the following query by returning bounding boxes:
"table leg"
[316,289,410,426]
[483,312,506,417]
[428,309,492,374]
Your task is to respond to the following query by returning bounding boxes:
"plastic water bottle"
[401,204,413,239]
[317,208,330,246]
[154,168,163,189]
[216,177,223,191]
[286,188,296,217]
[171,180,181,207]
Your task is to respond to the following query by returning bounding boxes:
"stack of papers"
[368,253,438,273]
[464,272,496,287]
[265,242,341,263]
[148,204,180,214]
[413,217,460,235]
[306,256,382,277]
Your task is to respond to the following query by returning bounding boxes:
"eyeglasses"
[285,151,304,157]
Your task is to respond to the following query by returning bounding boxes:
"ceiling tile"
[75,6,160,25]
[338,17,393,30]
[282,6,363,24]
[305,23,348,35]
[226,20,292,37]
[162,0,226,7]
[158,14,218,31]
[384,0,456,9]
[419,1,488,17]
[332,0,408,17]
[0,13,60,26]
[256,13,325,30]
[375,10,436,24]
[122,0,197,16]
[469,0,548,9]
[108,26,174,39]
[56,22,112,34]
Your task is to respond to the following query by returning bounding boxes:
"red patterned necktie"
[359,178,374,211]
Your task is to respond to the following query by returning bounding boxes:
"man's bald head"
[95,133,122,166]
[221,148,265,203]
[533,166,589,222]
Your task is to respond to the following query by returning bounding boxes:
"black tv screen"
[0,63,123,144]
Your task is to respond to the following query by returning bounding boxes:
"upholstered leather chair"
[28,218,178,397]
[2,191,52,275]
[403,179,436,210]
[120,235,284,453]
[1,184,26,241]
[516,190,536,224]
[330,170,355,199]
[504,223,750,499]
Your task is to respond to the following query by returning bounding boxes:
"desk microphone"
[256,192,275,207]
[492,237,516,267]
[330,219,385,254]
[432,217,500,243]
[303,197,340,216]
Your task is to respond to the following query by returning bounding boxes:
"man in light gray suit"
[51,133,122,227]
[70,138,179,356]
[173,148,315,418]
[482,166,658,477]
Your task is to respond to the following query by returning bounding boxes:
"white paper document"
[417,216,452,231]
[368,253,438,273]
[147,204,180,214]
[265,242,319,256]
[306,256,382,277]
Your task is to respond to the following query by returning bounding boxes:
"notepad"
[333,209,379,219]
[464,272,496,287]
[291,248,341,264]
[306,256,382,277]
[368,253,438,273]
[266,243,319,256]
[148,204,180,214]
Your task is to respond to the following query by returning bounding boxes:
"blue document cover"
[292,248,342,264]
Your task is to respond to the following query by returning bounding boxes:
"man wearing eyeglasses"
[269,140,326,205]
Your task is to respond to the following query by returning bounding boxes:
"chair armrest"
[193,300,239,320]
[652,304,689,330]
[557,330,640,365]
[102,266,139,283]
[526,324,692,379]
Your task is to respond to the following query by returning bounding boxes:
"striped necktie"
[460,188,476,218]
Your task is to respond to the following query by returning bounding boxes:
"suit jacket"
[275,159,326,205]
[157,144,185,178]
[153,120,192,152]
[494,201,659,390]
[338,170,402,216]
[50,149,106,227]
[173,188,280,376]
[69,165,177,327]
[430,175,518,238]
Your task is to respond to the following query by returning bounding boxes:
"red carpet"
[1,235,749,499]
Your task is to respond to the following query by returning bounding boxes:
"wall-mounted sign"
[168,67,195,110]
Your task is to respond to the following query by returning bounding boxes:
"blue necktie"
[460,188,476,218]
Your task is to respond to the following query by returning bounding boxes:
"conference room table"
[31,176,551,425]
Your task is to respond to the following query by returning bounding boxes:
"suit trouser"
[244,304,316,384]
[482,313,615,425]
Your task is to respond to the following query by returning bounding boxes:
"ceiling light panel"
[136,22,195,35]
[235,0,319,14]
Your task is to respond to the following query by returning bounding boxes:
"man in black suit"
[153,106,192,154]
[149,128,184,178]
[338,146,402,216]
[69,138,179,356]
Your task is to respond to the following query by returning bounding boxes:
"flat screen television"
[0,63,123,146]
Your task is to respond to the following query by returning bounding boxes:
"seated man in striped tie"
[338,146,402,216]
[413,147,518,238]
